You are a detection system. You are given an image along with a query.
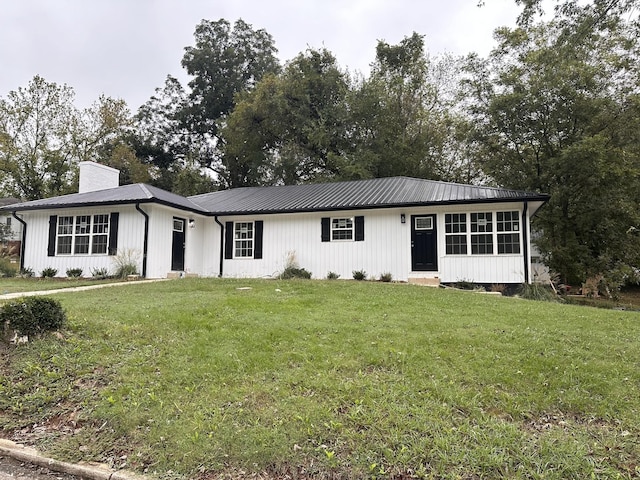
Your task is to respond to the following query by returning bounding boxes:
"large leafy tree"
[347,33,474,182]
[0,76,133,200]
[180,18,280,175]
[222,48,349,187]
[465,8,640,287]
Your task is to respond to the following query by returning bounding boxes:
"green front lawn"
[1,279,638,479]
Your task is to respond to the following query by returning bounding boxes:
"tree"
[0,76,134,200]
[181,18,280,175]
[346,34,471,182]
[0,76,78,199]
[465,13,640,288]
[222,48,350,187]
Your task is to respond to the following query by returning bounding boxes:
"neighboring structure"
[1,162,550,285]
[0,197,23,255]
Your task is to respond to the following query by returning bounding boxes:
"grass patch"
[0,277,132,295]
[1,279,639,479]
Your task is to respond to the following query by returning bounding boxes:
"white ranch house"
[2,162,549,285]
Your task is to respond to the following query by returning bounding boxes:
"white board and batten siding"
[19,205,145,277]
[216,201,532,284]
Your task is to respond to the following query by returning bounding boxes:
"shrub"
[0,258,16,278]
[66,267,83,278]
[455,279,477,290]
[519,283,560,302]
[91,267,109,279]
[112,249,140,279]
[18,267,34,278]
[41,267,58,278]
[0,297,66,339]
[379,272,393,283]
[326,271,340,280]
[352,270,367,281]
[279,267,312,280]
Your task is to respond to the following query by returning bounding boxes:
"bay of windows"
[445,211,521,255]
[56,214,109,255]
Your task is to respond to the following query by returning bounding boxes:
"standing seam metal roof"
[189,176,549,215]
[2,177,549,215]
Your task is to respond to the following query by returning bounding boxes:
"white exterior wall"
[19,206,145,277]
[211,201,533,284]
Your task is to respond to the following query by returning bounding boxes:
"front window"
[57,214,109,255]
[331,217,354,241]
[471,212,493,254]
[445,213,467,254]
[234,222,254,258]
[445,210,521,256]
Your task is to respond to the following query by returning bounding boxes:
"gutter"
[214,216,224,277]
[135,203,149,278]
[11,212,27,272]
[522,202,530,284]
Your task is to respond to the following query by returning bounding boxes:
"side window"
[331,217,353,241]
[234,222,254,258]
[497,211,521,254]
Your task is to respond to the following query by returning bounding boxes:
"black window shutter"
[47,215,57,257]
[254,221,263,259]
[108,212,119,255]
[224,222,234,259]
[355,216,365,241]
[321,217,330,242]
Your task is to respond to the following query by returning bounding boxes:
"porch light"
[400,214,406,224]
[188,218,195,228]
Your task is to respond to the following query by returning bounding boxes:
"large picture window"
[56,214,110,255]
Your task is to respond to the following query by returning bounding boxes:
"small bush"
[490,284,507,295]
[41,267,58,278]
[91,267,109,279]
[66,267,83,278]
[352,270,367,281]
[519,283,560,302]
[0,258,16,278]
[455,279,477,290]
[326,271,340,280]
[379,272,393,283]
[112,249,140,279]
[0,297,66,339]
[18,267,34,278]
[279,267,312,280]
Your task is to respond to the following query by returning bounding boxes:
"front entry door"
[171,217,186,271]
[411,215,438,271]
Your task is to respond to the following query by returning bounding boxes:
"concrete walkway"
[0,279,169,301]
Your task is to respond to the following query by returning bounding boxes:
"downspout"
[214,215,224,277]
[135,203,149,278]
[522,202,530,284]
[11,212,27,272]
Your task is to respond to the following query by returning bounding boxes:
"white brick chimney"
[78,161,120,193]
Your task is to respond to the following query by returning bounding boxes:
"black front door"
[411,214,438,271]
[171,217,185,271]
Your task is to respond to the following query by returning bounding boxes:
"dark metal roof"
[0,198,21,207]
[1,184,209,214]
[1,177,550,216]
[189,176,550,215]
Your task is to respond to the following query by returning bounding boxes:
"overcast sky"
[1,0,523,111]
